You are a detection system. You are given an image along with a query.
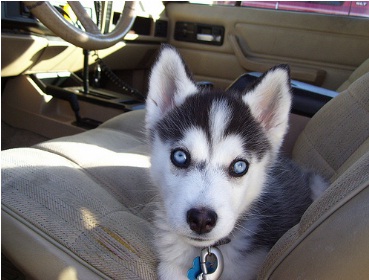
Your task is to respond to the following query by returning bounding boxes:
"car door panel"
[167,3,369,90]
[228,32,326,85]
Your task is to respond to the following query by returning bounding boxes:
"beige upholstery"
[259,72,369,279]
[2,74,369,279]
[2,110,158,279]
[337,57,369,92]
[292,72,369,182]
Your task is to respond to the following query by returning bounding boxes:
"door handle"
[196,33,222,43]
[175,22,224,45]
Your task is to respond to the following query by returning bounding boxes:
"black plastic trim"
[227,72,338,118]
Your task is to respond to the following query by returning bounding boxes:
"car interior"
[1,1,369,279]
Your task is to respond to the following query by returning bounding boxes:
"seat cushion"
[292,72,369,182]
[2,110,158,279]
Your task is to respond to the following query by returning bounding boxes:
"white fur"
[309,173,328,201]
[209,100,231,144]
[242,68,291,154]
[145,47,198,131]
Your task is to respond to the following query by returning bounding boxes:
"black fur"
[239,156,314,253]
[155,90,270,160]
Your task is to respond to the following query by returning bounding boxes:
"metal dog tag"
[188,246,224,280]
[199,246,224,280]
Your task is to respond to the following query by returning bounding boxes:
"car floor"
[1,121,49,151]
[1,254,25,280]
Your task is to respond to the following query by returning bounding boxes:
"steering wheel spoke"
[68,1,101,35]
[24,1,136,50]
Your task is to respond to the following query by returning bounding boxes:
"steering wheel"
[24,1,136,50]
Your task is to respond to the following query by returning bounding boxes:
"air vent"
[155,20,168,38]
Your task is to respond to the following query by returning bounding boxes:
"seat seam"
[347,86,369,115]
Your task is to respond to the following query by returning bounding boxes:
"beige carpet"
[1,122,49,150]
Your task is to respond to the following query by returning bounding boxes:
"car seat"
[259,71,369,279]
[337,57,369,92]
[2,72,368,279]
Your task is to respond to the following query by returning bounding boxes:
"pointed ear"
[242,65,292,152]
[146,45,198,130]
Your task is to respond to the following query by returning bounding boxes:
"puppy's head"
[146,45,291,247]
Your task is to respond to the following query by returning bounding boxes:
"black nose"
[187,207,218,234]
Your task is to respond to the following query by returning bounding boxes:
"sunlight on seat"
[58,266,78,280]
[43,141,151,169]
[112,152,151,168]
[81,207,98,230]
[87,150,151,168]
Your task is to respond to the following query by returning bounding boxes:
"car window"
[189,1,369,17]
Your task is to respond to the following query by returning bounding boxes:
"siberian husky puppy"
[145,45,327,280]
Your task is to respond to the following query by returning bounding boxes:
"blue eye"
[229,159,249,177]
[171,148,191,168]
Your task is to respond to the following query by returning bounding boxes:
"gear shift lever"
[83,49,90,94]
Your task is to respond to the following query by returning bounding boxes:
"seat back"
[337,58,369,92]
[259,72,369,279]
[292,72,369,183]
